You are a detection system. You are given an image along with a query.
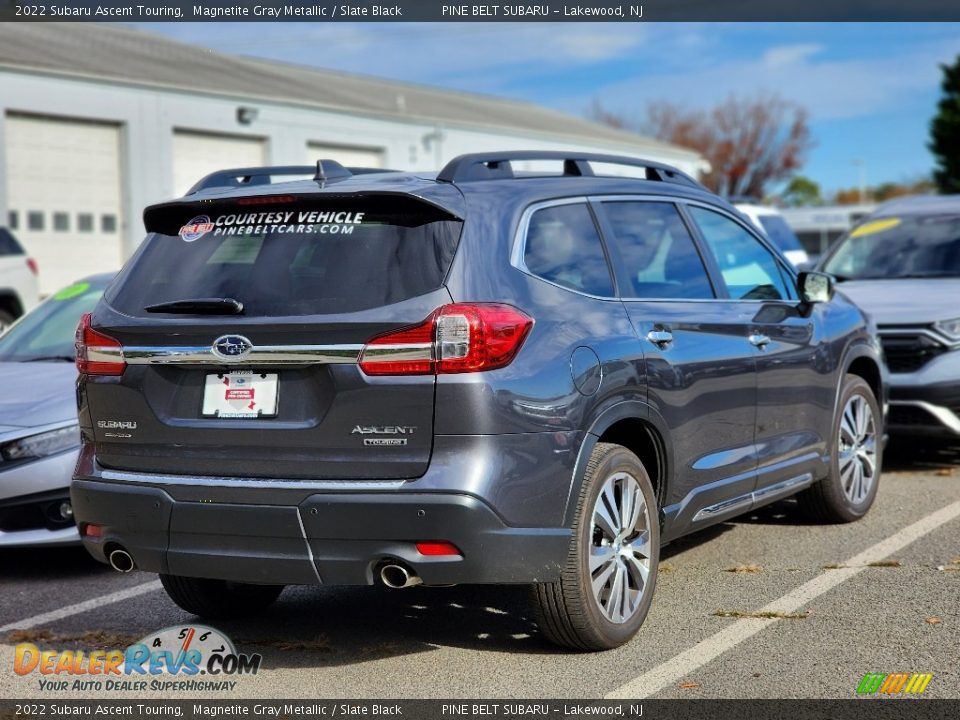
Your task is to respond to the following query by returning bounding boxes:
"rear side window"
[689,207,792,301]
[601,201,714,299]
[0,228,25,256]
[107,196,462,316]
[523,203,614,297]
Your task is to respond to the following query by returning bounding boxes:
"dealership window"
[78,214,94,233]
[7,211,17,230]
[101,214,117,233]
[53,212,70,232]
[27,211,44,231]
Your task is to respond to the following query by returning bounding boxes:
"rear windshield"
[107,196,462,316]
[757,215,803,253]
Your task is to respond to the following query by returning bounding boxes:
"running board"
[692,473,813,524]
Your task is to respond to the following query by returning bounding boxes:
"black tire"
[799,374,882,523]
[533,442,660,651]
[160,574,284,619]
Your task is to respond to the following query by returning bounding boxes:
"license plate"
[202,372,278,418]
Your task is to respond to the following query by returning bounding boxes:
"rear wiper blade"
[145,298,244,315]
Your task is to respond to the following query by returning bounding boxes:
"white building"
[0,23,705,293]
[780,204,878,257]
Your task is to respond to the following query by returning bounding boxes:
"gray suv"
[72,152,886,650]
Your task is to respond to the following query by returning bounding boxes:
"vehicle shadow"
[212,583,566,664]
[0,544,107,579]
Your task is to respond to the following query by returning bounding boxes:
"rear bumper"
[71,479,570,586]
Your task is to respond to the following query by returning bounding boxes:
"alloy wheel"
[589,471,653,624]
[838,393,877,504]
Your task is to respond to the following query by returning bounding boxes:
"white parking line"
[0,580,162,635]
[606,499,960,699]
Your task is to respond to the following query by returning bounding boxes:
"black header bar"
[1,0,960,22]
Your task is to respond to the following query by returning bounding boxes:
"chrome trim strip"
[890,400,960,434]
[877,327,958,349]
[752,473,813,503]
[114,344,363,366]
[692,494,752,523]
[359,343,434,363]
[509,193,797,303]
[98,468,407,491]
[692,472,814,523]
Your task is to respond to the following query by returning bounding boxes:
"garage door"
[5,114,123,295]
[306,143,385,171]
[173,131,266,197]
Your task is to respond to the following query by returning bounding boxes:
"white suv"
[0,228,40,330]
[734,202,810,268]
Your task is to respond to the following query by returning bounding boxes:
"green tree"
[782,175,822,206]
[930,56,960,193]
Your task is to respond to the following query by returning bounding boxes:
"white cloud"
[568,36,960,122]
[762,43,823,67]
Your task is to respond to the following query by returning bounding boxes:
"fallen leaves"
[867,559,902,568]
[678,681,700,689]
[725,564,763,574]
[934,467,954,476]
[925,616,942,625]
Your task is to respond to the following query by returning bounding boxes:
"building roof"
[0,23,701,164]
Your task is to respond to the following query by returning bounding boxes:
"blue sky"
[135,22,960,193]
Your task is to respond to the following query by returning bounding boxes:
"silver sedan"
[0,274,112,546]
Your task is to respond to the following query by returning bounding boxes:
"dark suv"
[72,152,886,650]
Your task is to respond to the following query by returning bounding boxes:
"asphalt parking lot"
[1,440,958,701]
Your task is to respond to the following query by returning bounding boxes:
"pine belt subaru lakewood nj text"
[71,152,887,650]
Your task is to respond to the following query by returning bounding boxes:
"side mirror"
[797,271,834,304]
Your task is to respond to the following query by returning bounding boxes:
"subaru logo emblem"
[212,335,253,361]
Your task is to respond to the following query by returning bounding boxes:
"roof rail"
[436,151,703,189]
[187,161,352,195]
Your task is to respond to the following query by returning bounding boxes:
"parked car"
[0,227,40,331]
[72,153,884,650]
[734,201,810,268]
[818,195,960,439]
[0,274,112,547]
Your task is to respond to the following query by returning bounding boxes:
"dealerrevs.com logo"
[14,625,261,693]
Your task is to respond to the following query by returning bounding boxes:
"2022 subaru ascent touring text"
[72,153,886,650]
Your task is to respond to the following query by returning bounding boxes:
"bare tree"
[590,93,813,198]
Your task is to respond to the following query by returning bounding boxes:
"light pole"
[852,159,867,204]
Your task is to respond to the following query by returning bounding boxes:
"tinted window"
[8,210,18,230]
[53,212,70,232]
[524,203,614,296]
[78,214,94,233]
[689,207,791,301]
[757,215,803,253]
[0,228,24,256]
[101,214,117,233]
[27,211,44,231]
[602,201,714,299]
[108,197,462,317]
[823,215,960,280]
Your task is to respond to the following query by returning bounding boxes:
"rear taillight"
[26,258,38,276]
[75,313,126,376]
[359,303,533,376]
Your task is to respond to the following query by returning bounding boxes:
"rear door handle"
[749,333,770,348]
[646,330,674,348]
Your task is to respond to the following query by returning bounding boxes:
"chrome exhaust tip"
[108,548,135,573]
[380,563,422,589]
